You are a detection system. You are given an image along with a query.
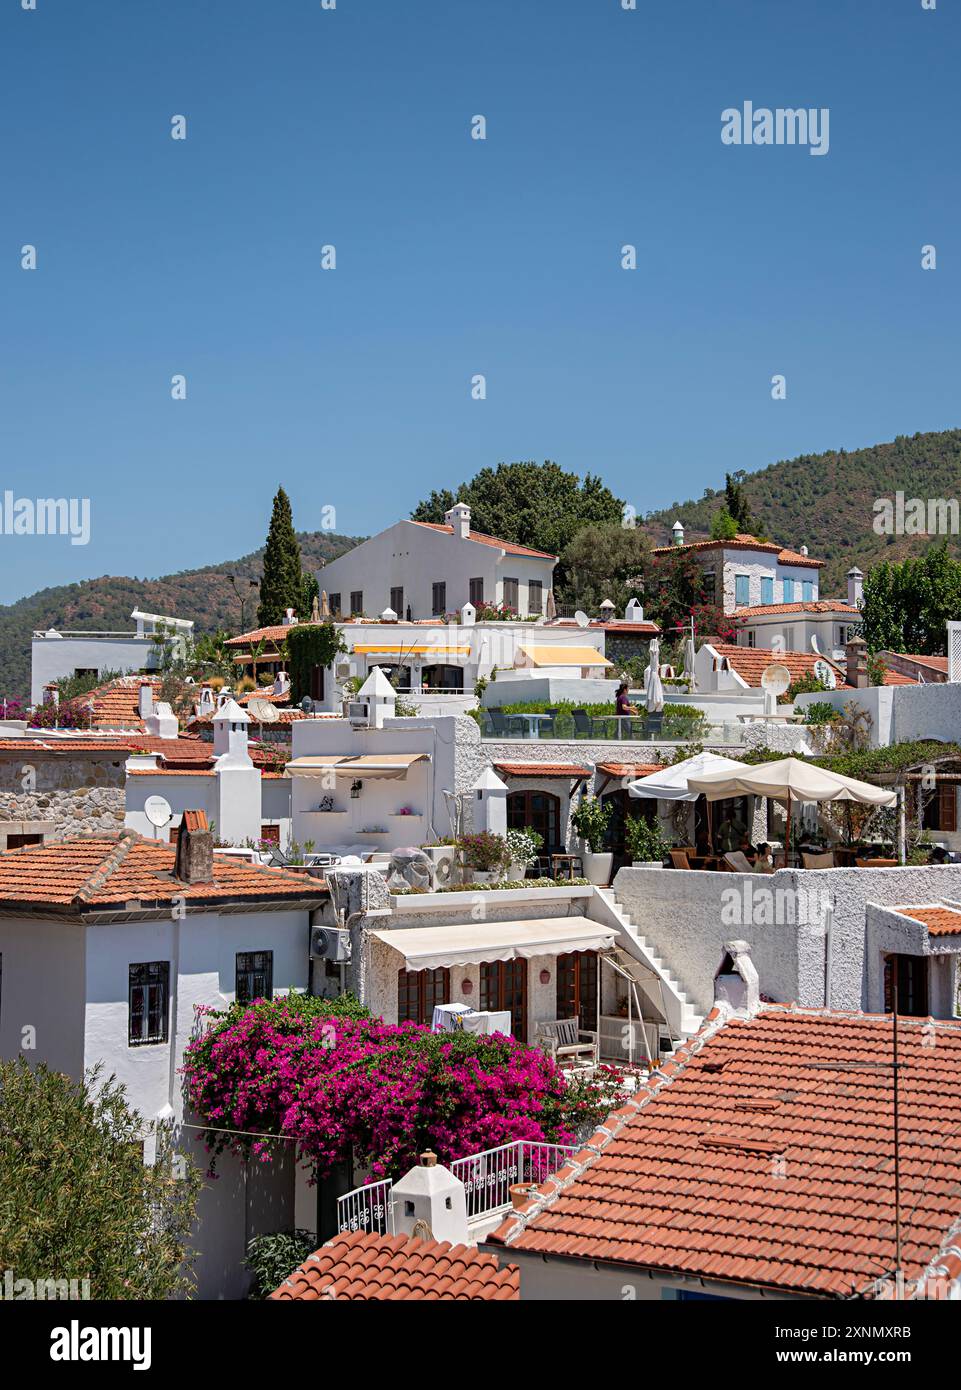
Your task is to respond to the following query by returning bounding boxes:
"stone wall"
[0,754,126,840]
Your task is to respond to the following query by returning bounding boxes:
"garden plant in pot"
[505,827,543,880]
[457,831,512,884]
[570,796,613,886]
[624,813,669,868]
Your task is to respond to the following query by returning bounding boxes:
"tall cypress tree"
[257,487,304,627]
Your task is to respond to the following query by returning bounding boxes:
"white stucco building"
[30,608,194,706]
[315,503,557,620]
[0,826,326,1298]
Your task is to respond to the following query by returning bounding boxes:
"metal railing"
[450,1141,577,1222]
[336,1177,395,1237]
[481,713,751,745]
[335,1140,577,1234]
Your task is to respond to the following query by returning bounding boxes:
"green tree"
[257,488,304,627]
[300,569,319,620]
[861,545,961,654]
[710,507,739,540]
[0,1060,201,1299]
[411,461,624,594]
[723,471,756,532]
[559,523,650,613]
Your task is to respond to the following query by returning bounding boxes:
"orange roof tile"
[494,762,593,778]
[893,905,961,937]
[488,1007,961,1299]
[0,836,324,912]
[59,676,162,730]
[652,533,824,568]
[734,601,860,618]
[709,643,848,689]
[270,1231,519,1301]
[596,762,665,778]
[410,520,556,560]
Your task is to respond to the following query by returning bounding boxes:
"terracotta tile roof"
[410,519,556,560]
[0,835,324,912]
[60,676,162,730]
[126,768,215,776]
[596,762,665,778]
[182,809,208,832]
[902,654,949,674]
[591,621,661,635]
[892,905,961,937]
[226,625,296,646]
[878,669,917,686]
[734,601,859,618]
[270,1231,519,1301]
[494,762,593,778]
[652,533,824,568]
[0,738,137,756]
[488,1006,961,1299]
[708,643,845,689]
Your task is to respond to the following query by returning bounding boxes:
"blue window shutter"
[760,577,773,605]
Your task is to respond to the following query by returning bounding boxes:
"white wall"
[0,917,86,1076]
[31,636,157,705]
[317,520,554,620]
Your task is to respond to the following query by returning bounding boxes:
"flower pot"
[632,860,664,869]
[507,860,529,881]
[583,850,613,886]
[469,870,494,884]
[510,1182,537,1211]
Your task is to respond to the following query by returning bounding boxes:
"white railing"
[335,1140,577,1235]
[336,1177,395,1237]
[450,1141,577,1222]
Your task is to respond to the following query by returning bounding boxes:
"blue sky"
[0,0,957,603]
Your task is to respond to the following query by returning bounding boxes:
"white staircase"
[593,888,703,1055]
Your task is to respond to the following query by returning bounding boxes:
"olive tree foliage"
[0,1060,202,1300]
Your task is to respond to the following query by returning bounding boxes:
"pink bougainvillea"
[182,995,625,1181]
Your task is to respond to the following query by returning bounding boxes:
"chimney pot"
[420,1151,437,1167]
[174,814,214,885]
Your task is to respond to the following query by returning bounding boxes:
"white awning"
[286,753,428,780]
[369,917,616,971]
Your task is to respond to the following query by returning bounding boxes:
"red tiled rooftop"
[652,533,824,568]
[0,835,324,912]
[734,601,859,618]
[410,519,556,560]
[488,1006,961,1299]
[59,676,162,730]
[893,905,961,937]
[494,762,593,779]
[596,761,665,778]
[270,1231,519,1301]
[708,643,846,689]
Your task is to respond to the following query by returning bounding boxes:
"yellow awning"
[286,753,428,779]
[369,918,616,971]
[352,644,471,657]
[519,644,613,668]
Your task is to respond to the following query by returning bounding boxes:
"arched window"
[508,790,560,854]
[420,664,464,692]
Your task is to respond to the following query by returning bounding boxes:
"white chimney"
[714,941,760,1016]
[460,601,476,626]
[847,567,864,608]
[392,1152,468,1245]
[138,683,154,719]
[800,544,809,557]
[212,697,260,845]
[445,501,471,540]
[357,666,397,728]
[625,598,645,622]
[272,670,290,697]
[472,766,508,836]
[671,519,684,546]
[212,697,251,760]
[197,685,215,715]
[283,607,296,625]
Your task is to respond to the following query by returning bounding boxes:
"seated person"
[695,830,712,858]
[615,682,639,718]
[754,842,775,869]
[716,811,748,855]
[929,844,961,865]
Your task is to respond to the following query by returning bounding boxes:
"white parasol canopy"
[627,751,746,802]
[686,756,897,807]
[644,637,665,714]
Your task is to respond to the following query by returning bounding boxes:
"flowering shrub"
[182,993,625,1181]
[457,831,511,874]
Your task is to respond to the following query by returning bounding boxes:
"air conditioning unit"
[310,926,351,962]
[347,700,370,727]
[420,843,457,886]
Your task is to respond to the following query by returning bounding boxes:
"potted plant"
[505,827,543,880]
[570,796,613,886]
[624,814,668,868]
[457,831,512,883]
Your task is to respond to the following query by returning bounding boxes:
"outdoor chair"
[541,707,560,736]
[669,848,694,870]
[801,851,835,869]
[534,1017,598,1069]
[721,851,755,873]
[488,709,523,738]
[572,709,594,738]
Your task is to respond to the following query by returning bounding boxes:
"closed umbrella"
[682,634,697,692]
[644,638,665,714]
[320,590,330,618]
[545,588,557,620]
[687,756,896,866]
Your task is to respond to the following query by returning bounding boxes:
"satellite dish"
[813,659,837,689]
[144,795,172,829]
[760,662,791,697]
[247,698,280,723]
[574,610,590,629]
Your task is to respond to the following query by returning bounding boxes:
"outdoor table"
[432,1003,474,1032]
[516,712,553,739]
[551,853,582,881]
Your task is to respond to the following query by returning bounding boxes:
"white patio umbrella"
[627,751,746,853]
[644,638,665,714]
[682,633,697,692]
[686,756,897,865]
[320,590,330,618]
[545,588,557,620]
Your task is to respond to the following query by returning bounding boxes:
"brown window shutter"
[941,783,957,832]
